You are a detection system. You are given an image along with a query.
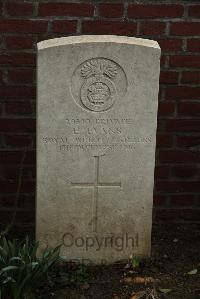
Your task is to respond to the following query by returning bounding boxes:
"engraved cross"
[71,156,121,232]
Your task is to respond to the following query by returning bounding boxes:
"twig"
[0,149,27,237]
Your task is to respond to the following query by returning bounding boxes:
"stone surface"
[36,35,161,264]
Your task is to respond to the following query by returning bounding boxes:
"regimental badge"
[80,58,118,112]
[71,57,127,113]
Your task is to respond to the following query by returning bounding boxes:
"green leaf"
[9,257,23,263]
[0,237,60,299]
[159,289,172,294]
[187,269,198,275]
[3,276,16,284]
[1,265,18,272]
[31,262,39,269]
[131,256,140,269]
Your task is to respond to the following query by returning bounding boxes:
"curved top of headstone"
[37,35,160,51]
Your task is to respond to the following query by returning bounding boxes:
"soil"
[38,223,200,299]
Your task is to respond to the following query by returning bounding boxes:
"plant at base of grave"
[0,237,60,299]
[60,263,89,285]
[70,264,89,284]
[44,261,89,290]
[130,255,141,270]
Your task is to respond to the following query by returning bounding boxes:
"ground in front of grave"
[36,223,200,299]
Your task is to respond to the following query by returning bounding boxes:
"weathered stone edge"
[37,35,161,51]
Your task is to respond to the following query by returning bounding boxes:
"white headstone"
[36,35,161,264]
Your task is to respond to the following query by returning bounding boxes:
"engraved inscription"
[65,118,134,125]
[41,116,153,153]
[71,58,127,112]
[71,155,121,232]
